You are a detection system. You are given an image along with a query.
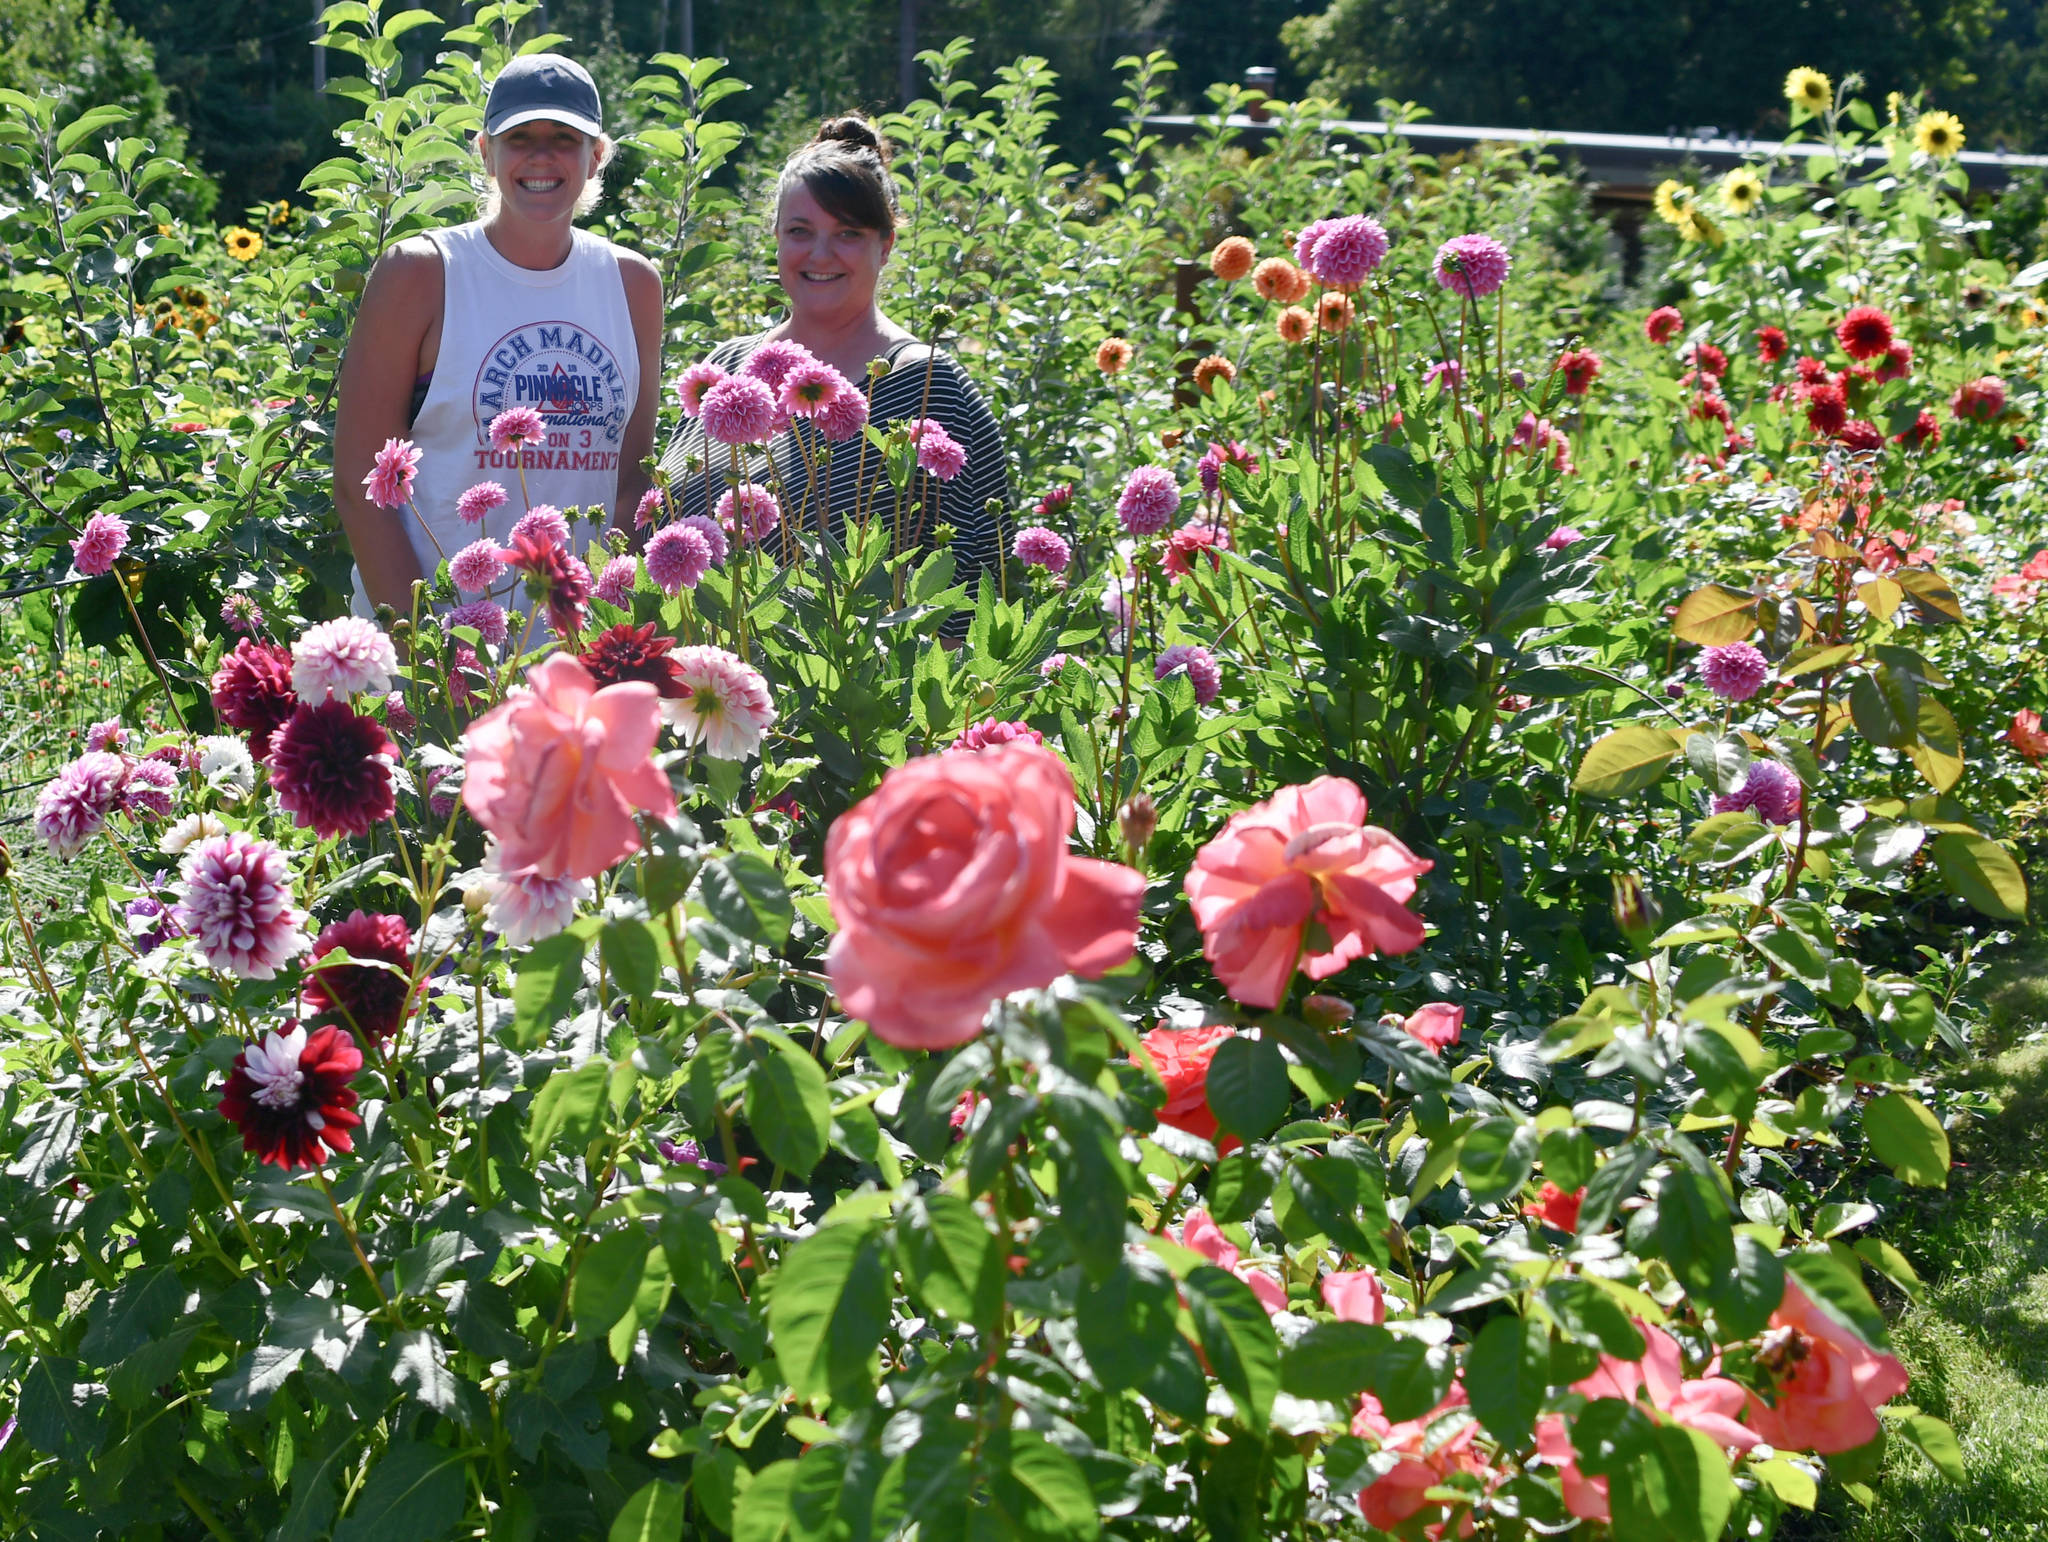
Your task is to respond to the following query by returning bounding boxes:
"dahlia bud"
[974,683,997,710]
[374,602,399,629]
[867,356,893,381]
[462,882,490,917]
[928,303,958,330]
[1610,873,1661,948]
[1118,792,1158,854]
[606,526,631,555]
[0,839,12,881]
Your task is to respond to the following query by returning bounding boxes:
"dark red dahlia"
[217,1023,363,1170]
[1690,393,1732,425]
[1803,382,1848,437]
[302,910,414,1041]
[1556,348,1601,395]
[507,532,591,636]
[1835,419,1884,452]
[211,638,298,759]
[1685,341,1728,378]
[1755,326,1789,364]
[1835,305,1894,361]
[1793,355,1831,386]
[1034,484,1075,519]
[578,621,689,698]
[269,700,396,839]
[1895,408,1942,451]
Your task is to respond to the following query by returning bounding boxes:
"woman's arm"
[332,239,441,613]
[612,248,664,531]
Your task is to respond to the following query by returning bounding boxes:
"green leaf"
[1278,1322,1451,1420]
[331,1441,467,1542]
[1671,583,1757,645]
[512,931,585,1049]
[527,1058,610,1160]
[1457,1117,1538,1205]
[55,105,132,154]
[1207,1152,1274,1223]
[768,1221,889,1403]
[1862,1092,1950,1187]
[600,919,662,998]
[1076,1255,1182,1395]
[1184,1264,1281,1426]
[732,1460,796,1542]
[701,852,794,946]
[897,1193,1001,1326]
[1577,1141,1654,1236]
[1541,1279,1646,1360]
[1785,1249,1890,1348]
[1929,832,2029,921]
[1656,1168,1735,1294]
[1896,1412,1965,1482]
[1608,1424,1735,1542]
[1699,1233,1785,1339]
[983,1429,1102,1541]
[1204,1035,1291,1140]
[572,1228,653,1341]
[1286,1155,1389,1264]
[611,1479,687,1542]
[1466,1314,1549,1447]
[1848,668,1917,749]
[1574,725,1681,799]
[745,1028,830,1177]
[1685,732,1752,794]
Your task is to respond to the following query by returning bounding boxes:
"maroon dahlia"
[269,700,396,839]
[578,621,689,699]
[507,532,591,636]
[302,910,414,1041]
[1755,326,1789,364]
[218,1024,363,1170]
[1835,419,1884,452]
[211,638,299,759]
[1803,382,1848,437]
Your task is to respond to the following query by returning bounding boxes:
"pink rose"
[1742,1279,1909,1453]
[1321,1268,1386,1325]
[1184,777,1432,1009]
[1177,1208,1287,1314]
[1353,1384,1493,1531]
[824,743,1144,1050]
[1141,1023,1236,1142]
[461,654,677,881]
[1402,1001,1464,1054]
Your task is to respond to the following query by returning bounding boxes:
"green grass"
[1784,943,2048,1541]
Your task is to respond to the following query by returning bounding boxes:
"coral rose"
[824,743,1144,1049]
[1742,1279,1909,1453]
[461,654,677,881]
[1184,777,1431,1009]
[1140,1023,1235,1142]
[1177,1209,1286,1313]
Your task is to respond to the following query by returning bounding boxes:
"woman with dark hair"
[657,115,1010,596]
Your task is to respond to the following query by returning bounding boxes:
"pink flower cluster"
[1117,465,1181,535]
[1294,213,1390,288]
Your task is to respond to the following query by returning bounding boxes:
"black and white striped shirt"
[656,334,1012,602]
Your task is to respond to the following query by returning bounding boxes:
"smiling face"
[480,120,604,222]
[775,182,892,326]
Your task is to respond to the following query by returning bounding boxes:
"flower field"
[1,4,2046,1537]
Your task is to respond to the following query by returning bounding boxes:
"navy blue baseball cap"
[485,53,603,138]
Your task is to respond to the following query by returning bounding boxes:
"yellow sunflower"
[222,226,263,262]
[268,199,292,227]
[1915,111,1965,159]
[1784,67,1832,114]
[1719,167,1765,215]
[1677,209,1725,246]
[1653,178,1693,226]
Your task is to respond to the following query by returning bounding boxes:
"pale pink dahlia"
[482,840,593,945]
[678,513,729,567]
[742,339,817,394]
[951,718,1044,752]
[916,428,968,481]
[1714,759,1803,824]
[291,617,398,704]
[34,752,127,858]
[510,505,570,549]
[1117,465,1182,535]
[715,485,781,545]
[1156,643,1222,705]
[122,758,179,819]
[85,718,127,753]
[1038,653,1074,677]
[781,359,851,417]
[595,556,639,607]
[676,361,728,417]
[634,487,666,528]
[444,600,510,648]
[665,646,776,760]
[814,388,870,442]
[456,481,509,523]
[1700,642,1769,702]
[1432,233,1511,298]
[700,376,777,445]
[71,513,129,577]
[645,523,714,593]
[1306,214,1390,287]
[1014,525,1072,573]
[173,831,308,979]
[487,407,546,452]
[449,539,508,594]
[362,436,422,509]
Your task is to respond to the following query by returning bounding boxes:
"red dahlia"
[1951,375,2007,422]
[1803,382,1848,437]
[1793,356,1831,385]
[578,621,689,698]
[1755,326,1789,364]
[1835,419,1884,452]
[211,638,299,759]
[1644,306,1683,344]
[302,910,414,1041]
[1691,393,1732,425]
[269,700,396,839]
[217,1023,363,1170]
[1556,348,1601,395]
[1895,409,1941,450]
[1835,305,1894,361]
[507,532,592,636]
[1685,341,1728,378]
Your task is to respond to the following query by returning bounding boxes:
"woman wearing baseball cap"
[332,52,662,619]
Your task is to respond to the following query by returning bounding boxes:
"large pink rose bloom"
[1184,777,1431,1009]
[461,654,677,881]
[1742,1280,1909,1453]
[824,742,1144,1049]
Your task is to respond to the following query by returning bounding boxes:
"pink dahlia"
[1432,233,1511,298]
[1013,525,1072,573]
[211,638,299,759]
[509,505,570,550]
[85,718,127,753]
[676,361,728,417]
[362,436,422,508]
[456,481,508,523]
[302,910,413,1042]
[482,840,593,944]
[646,523,714,593]
[1557,349,1602,395]
[595,555,639,607]
[444,599,509,648]
[1036,484,1075,519]
[217,1024,362,1170]
[1544,526,1584,550]
[742,339,816,394]
[1423,359,1464,392]
[34,752,127,858]
[382,691,416,737]
[1197,440,1260,496]
[579,621,689,700]
[1700,641,1769,701]
[1292,219,1334,269]
[700,375,777,445]
[122,758,178,819]
[916,427,968,481]
[1836,419,1884,452]
[506,534,591,635]
[1714,758,1802,825]
[269,701,397,840]
[449,539,508,594]
[487,407,545,452]
[782,359,851,417]
[221,594,265,634]
[1156,643,1222,705]
[1645,306,1684,344]
[665,645,777,760]
[1876,340,1913,382]
[715,485,781,545]
[634,487,666,528]
[291,617,397,704]
[1306,214,1390,287]
[71,512,129,577]
[952,719,1045,753]
[1163,522,1231,581]
[814,388,871,442]
[675,513,728,567]
[1951,376,2007,422]
[174,831,307,978]
[1117,465,1181,535]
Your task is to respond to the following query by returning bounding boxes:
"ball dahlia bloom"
[302,910,413,1041]
[291,617,398,704]
[509,505,570,550]
[1013,525,1072,573]
[594,555,638,607]
[950,718,1044,753]
[1741,1280,1909,1453]
[1804,381,1849,437]
[34,752,127,858]
[781,359,852,418]
[1835,305,1895,362]
[456,481,509,523]
[487,407,545,452]
[1117,465,1181,535]
[1714,758,1803,825]
[675,361,728,417]
[449,538,508,594]
[675,513,729,567]
[1193,353,1237,393]
[1184,776,1431,1010]
[463,654,676,880]
[362,436,422,508]
[1644,305,1684,344]
[1095,337,1133,376]
[645,522,714,593]
[665,645,777,760]
[1756,325,1789,363]
[1210,236,1256,281]
[1316,292,1355,334]
[445,599,509,648]
[217,1024,363,1170]
[813,387,871,442]
[211,638,299,758]
[1401,1001,1463,1054]
[916,426,968,480]
[269,701,398,840]
[1252,257,1309,303]
[824,742,1144,1049]
[741,338,815,394]
[1155,643,1222,705]
[70,512,129,577]
[121,758,178,819]
[1275,305,1313,345]
[1699,641,1769,700]
[714,485,780,545]
[1432,233,1510,298]
[700,375,777,445]
[1176,1208,1286,1314]
[1305,213,1390,287]
[1951,375,2007,422]
[1836,419,1884,452]
[1140,1022,1235,1143]
[481,840,594,944]
[174,831,307,978]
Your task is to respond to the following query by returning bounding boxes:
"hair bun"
[813,114,889,164]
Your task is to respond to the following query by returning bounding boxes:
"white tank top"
[351,220,639,616]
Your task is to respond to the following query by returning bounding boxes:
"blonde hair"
[475,129,618,220]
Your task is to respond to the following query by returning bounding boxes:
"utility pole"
[311,0,325,92]
[898,0,916,104]
[681,0,694,56]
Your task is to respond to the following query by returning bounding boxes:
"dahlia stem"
[112,577,190,739]
[318,1170,394,1314]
